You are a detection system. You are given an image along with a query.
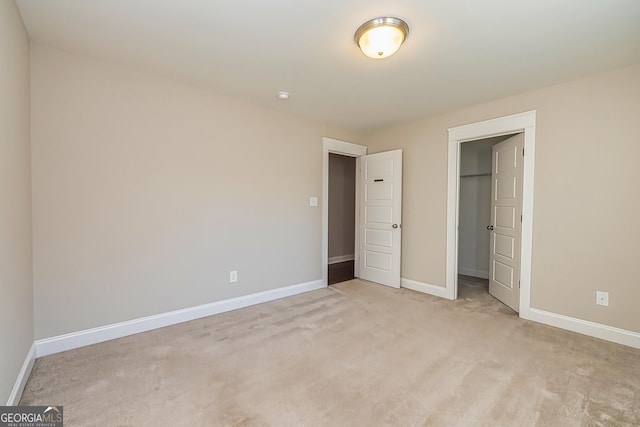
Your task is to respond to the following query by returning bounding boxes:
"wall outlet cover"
[596,291,609,306]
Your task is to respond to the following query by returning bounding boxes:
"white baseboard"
[529,308,640,350]
[35,280,324,358]
[458,267,489,279]
[328,254,355,265]
[401,278,451,300]
[6,343,36,406]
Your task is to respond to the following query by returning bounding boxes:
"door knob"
[487,225,494,230]
[392,224,399,229]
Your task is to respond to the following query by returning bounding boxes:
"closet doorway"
[458,133,524,312]
[446,111,536,318]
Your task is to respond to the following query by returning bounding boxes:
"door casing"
[446,111,536,319]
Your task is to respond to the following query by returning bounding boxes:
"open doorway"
[321,138,367,287]
[322,137,403,289]
[328,153,356,285]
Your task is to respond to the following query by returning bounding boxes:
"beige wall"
[31,45,359,339]
[328,154,356,260]
[0,0,33,404]
[365,64,640,333]
[26,39,640,343]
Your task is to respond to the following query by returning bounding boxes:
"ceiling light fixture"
[354,17,409,59]
[277,91,290,100]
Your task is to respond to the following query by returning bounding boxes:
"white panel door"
[359,150,402,288]
[489,134,524,312]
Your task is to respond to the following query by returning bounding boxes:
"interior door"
[489,134,524,312]
[358,150,402,288]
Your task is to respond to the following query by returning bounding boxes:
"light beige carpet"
[21,278,640,426]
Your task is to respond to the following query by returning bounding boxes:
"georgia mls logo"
[43,407,61,417]
[0,405,64,427]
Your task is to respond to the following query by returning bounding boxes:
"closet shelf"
[460,172,491,178]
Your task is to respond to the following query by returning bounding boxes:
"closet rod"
[460,172,491,178]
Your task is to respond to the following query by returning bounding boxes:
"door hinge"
[522,148,525,156]
[519,281,521,288]
[521,214,523,222]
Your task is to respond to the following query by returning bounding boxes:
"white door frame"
[322,137,367,287]
[446,111,536,319]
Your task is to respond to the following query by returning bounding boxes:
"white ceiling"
[15,0,640,132]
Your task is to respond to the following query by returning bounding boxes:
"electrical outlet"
[230,271,238,283]
[596,291,608,306]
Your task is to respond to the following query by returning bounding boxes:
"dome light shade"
[355,17,409,59]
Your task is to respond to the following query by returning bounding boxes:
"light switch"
[309,196,318,207]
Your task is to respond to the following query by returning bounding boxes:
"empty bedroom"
[1,0,639,425]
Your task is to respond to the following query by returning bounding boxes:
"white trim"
[401,278,451,300]
[529,308,640,350]
[323,137,367,156]
[458,267,489,280]
[519,125,536,319]
[447,111,536,141]
[35,280,324,357]
[328,254,355,265]
[446,111,536,319]
[6,343,36,406]
[322,137,367,286]
[446,136,461,300]
[354,156,362,279]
